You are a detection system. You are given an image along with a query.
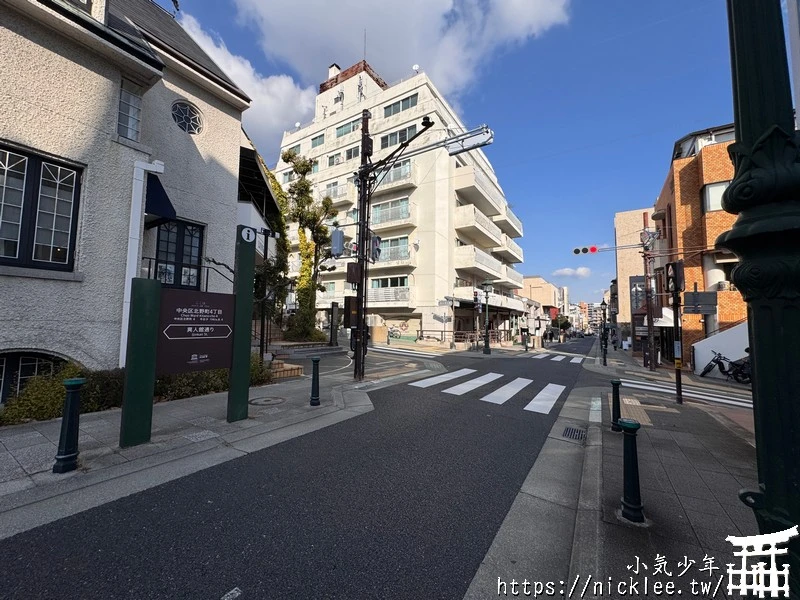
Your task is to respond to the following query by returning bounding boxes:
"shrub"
[82,368,125,413]
[0,362,84,425]
[250,353,272,386]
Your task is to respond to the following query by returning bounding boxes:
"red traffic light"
[573,246,600,255]
[589,246,598,253]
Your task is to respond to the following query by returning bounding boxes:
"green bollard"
[611,379,622,432]
[53,378,87,473]
[619,418,645,523]
[310,357,321,406]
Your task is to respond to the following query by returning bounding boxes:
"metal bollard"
[611,379,622,432]
[53,378,87,473]
[619,418,645,523]
[310,356,321,406]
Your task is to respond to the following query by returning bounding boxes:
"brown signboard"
[156,288,235,375]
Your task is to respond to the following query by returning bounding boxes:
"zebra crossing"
[409,370,567,414]
[528,352,584,364]
[618,377,753,409]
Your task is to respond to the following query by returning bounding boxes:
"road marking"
[550,355,566,362]
[409,368,476,388]
[523,383,567,414]
[372,346,441,358]
[570,357,583,364]
[480,377,534,404]
[221,588,242,600]
[443,372,504,396]
[532,353,550,359]
[618,378,752,408]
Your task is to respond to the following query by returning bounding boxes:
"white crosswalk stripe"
[531,353,550,359]
[443,372,504,396]
[409,368,476,388]
[570,357,583,364]
[524,383,567,413]
[550,355,566,362]
[618,378,752,409]
[480,378,534,405]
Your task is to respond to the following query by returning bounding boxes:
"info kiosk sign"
[156,289,234,375]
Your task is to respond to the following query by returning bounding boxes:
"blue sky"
[155,0,739,303]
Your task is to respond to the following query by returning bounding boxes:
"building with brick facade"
[651,123,747,368]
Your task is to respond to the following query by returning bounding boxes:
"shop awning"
[644,306,674,328]
[145,173,176,219]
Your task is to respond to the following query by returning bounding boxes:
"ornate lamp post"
[718,1,800,595]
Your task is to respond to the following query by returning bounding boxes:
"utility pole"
[642,212,657,371]
[483,282,491,355]
[353,109,372,381]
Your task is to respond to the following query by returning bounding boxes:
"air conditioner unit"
[334,157,341,165]
[718,281,731,291]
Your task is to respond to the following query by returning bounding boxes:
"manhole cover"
[249,397,286,406]
[562,426,587,441]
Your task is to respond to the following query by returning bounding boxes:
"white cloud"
[179,14,317,159]
[230,0,570,98]
[552,267,591,279]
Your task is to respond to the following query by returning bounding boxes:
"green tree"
[281,150,337,339]
[552,316,572,331]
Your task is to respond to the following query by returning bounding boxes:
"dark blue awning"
[145,173,176,219]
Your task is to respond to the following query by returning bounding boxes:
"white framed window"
[311,161,319,174]
[371,276,408,288]
[16,357,55,395]
[384,94,418,118]
[171,101,203,135]
[372,197,409,224]
[378,236,409,261]
[703,181,730,212]
[286,144,301,155]
[324,281,336,294]
[380,125,417,150]
[328,153,342,167]
[336,119,360,138]
[0,146,81,271]
[346,146,359,161]
[117,79,142,141]
[311,134,325,148]
[283,171,297,184]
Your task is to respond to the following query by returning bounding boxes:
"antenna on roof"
[171,0,180,14]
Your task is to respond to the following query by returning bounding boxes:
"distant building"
[613,208,653,336]
[651,123,747,367]
[275,61,525,340]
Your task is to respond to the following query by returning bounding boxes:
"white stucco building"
[275,61,525,340]
[0,0,278,402]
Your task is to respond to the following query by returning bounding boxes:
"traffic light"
[473,290,479,303]
[666,260,685,293]
[573,246,599,255]
[331,229,344,258]
[371,234,382,262]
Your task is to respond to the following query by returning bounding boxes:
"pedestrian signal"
[331,229,344,258]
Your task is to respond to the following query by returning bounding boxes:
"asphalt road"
[1,338,596,600]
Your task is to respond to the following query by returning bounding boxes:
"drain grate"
[562,426,587,441]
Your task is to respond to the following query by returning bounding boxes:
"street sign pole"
[672,288,683,405]
[227,225,256,423]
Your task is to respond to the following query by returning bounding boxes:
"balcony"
[453,165,504,217]
[454,205,502,247]
[315,290,356,309]
[371,203,417,232]
[320,183,355,208]
[367,286,414,307]
[454,245,503,280]
[372,246,416,269]
[492,206,523,238]
[500,264,524,289]
[452,286,526,313]
[373,160,417,196]
[492,234,524,263]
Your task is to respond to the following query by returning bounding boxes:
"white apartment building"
[275,61,524,339]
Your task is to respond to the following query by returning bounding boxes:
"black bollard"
[53,377,86,473]
[611,379,622,432]
[310,356,321,406]
[619,418,645,523]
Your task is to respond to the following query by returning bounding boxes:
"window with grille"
[171,101,203,135]
[118,79,143,141]
[156,221,204,289]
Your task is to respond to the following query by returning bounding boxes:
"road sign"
[683,291,717,314]
[439,299,461,307]
[635,326,648,336]
[241,227,256,243]
[162,324,232,340]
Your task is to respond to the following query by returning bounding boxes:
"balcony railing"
[455,205,502,246]
[367,286,411,303]
[377,246,410,261]
[373,205,410,225]
[454,245,503,279]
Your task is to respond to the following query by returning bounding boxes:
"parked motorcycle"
[388,326,402,339]
[700,348,751,384]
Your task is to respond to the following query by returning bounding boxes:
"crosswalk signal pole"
[483,285,491,355]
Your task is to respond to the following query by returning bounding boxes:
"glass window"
[371,276,408,288]
[384,94,418,118]
[0,147,81,271]
[703,181,730,212]
[380,125,417,150]
[346,146,359,161]
[311,134,325,148]
[17,357,54,395]
[171,101,203,135]
[328,153,341,167]
[155,221,204,289]
[287,144,301,155]
[311,161,319,174]
[335,119,360,138]
[372,198,409,224]
[118,79,142,141]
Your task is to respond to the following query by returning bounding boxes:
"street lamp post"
[718,2,800,594]
[601,299,608,366]
[483,282,491,355]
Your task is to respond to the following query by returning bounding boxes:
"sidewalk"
[465,339,759,599]
[0,357,445,540]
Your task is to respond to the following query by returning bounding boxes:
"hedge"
[0,354,271,426]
